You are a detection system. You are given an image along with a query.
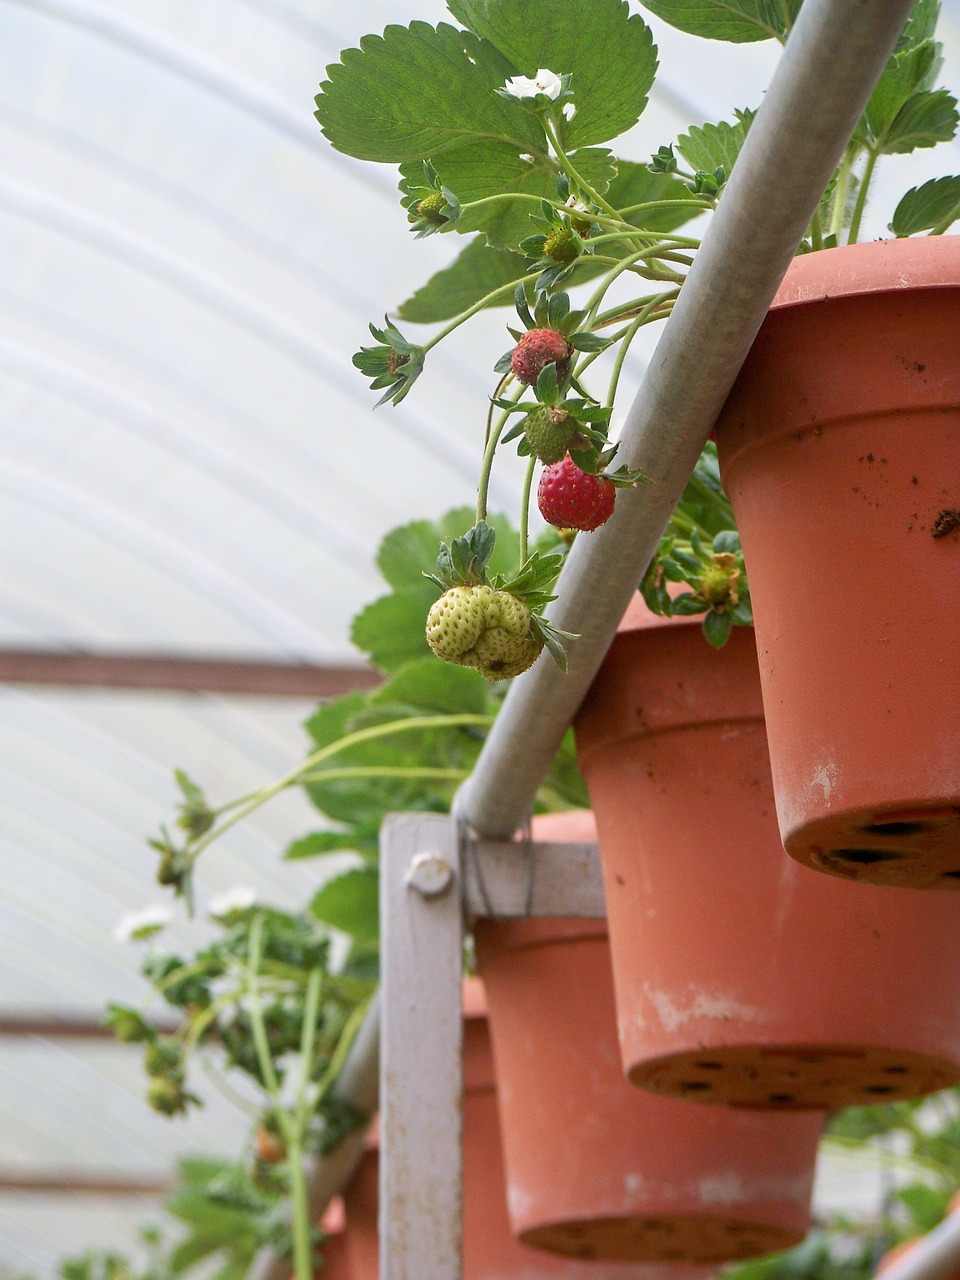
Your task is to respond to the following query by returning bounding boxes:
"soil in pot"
[714,237,960,889]
[574,603,960,1109]
[476,810,824,1264]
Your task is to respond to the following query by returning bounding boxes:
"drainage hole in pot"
[831,848,903,865]
[941,871,960,880]
[694,1061,724,1070]
[679,1080,712,1091]
[768,1093,795,1103]
[863,1084,897,1095]
[882,1065,910,1074]
[862,820,930,836]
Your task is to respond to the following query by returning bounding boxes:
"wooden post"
[379,813,464,1280]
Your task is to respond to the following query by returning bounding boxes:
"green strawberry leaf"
[881,87,958,153]
[310,867,379,941]
[350,589,435,671]
[376,509,478,590]
[283,831,358,860]
[447,0,658,149]
[703,609,735,647]
[860,40,940,146]
[676,110,756,178]
[369,658,489,716]
[891,174,960,234]
[315,22,544,163]
[636,0,798,43]
[398,238,531,323]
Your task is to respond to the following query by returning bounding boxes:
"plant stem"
[519,455,537,563]
[846,150,877,245]
[245,916,314,1280]
[188,714,493,861]
[829,150,853,239]
[809,207,824,251]
[423,273,541,353]
[476,397,518,524]
[298,765,468,784]
[541,115,621,222]
[605,292,674,409]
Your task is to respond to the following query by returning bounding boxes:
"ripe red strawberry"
[510,328,572,386]
[538,455,616,531]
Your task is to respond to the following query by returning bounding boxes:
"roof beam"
[0,649,381,696]
[0,1172,170,1195]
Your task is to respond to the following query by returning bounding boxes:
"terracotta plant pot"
[342,979,666,1279]
[475,811,824,1264]
[314,1198,351,1280]
[714,237,960,888]
[574,603,960,1108]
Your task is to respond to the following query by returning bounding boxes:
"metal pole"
[454,0,916,838]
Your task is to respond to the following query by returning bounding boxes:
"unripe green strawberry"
[147,1075,188,1116]
[522,406,576,464]
[697,553,740,610]
[425,584,542,682]
[416,192,446,225]
[543,226,579,264]
[510,329,572,387]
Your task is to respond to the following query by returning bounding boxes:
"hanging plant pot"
[713,236,960,888]
[475,810,824,1265]
[574,603,960,1109]
[315,1199,351,1280]
[341,979,666,1279]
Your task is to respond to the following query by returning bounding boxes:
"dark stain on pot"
[831,847,903,865]
[768,1093,794,1103]
[863,1084,896,1095]
[615,874,625,886]
[678,1080,711,1092]
[932,507,960,538]
[694,1060,724,1069]
[862,819,930,836]
[882,1065,909,1074]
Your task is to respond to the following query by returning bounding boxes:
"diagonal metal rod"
[454,0,917,837]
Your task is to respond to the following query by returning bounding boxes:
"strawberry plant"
[317,0,960,654]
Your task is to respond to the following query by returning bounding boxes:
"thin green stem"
[423,273,541,353]
[298,765,469,784]
[187,714,492,861]
[829,152,853,239]
[582,246,677,324]
[541,115,620,221]
[476,392,521,524]
[605,293,674,409]
[847,149,878,245]
[809,207,824,251]
[245,916,283,1104]
[519,455,537,563]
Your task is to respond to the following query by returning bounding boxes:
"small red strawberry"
[538,455,616,532]
[510,328,572,386]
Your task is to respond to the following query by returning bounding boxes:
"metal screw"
[405,851,454,898]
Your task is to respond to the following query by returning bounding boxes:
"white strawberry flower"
[502,68,562,101]
[114,904,173,943]
[209,884,257,919]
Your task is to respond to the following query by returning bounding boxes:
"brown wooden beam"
[0,1172,171,1195]
[0,649,382,696]
[0,1015,177,1039]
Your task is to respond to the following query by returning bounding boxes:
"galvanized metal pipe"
[454,0,917,838]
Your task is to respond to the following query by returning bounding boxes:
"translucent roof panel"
[2,0,960,1273]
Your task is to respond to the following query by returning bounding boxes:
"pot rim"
[770,235,960,312]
